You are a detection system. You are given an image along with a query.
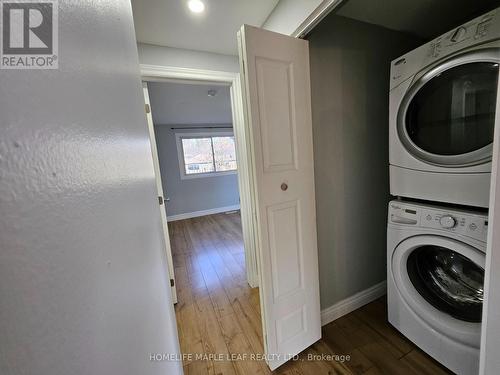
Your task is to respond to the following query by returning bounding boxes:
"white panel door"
[143,82,178,304]
[238,24,321,370]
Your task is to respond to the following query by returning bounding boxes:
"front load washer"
[389,8,500,208]
[387,200,487,375]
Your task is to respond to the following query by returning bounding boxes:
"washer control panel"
[389,201,488,243]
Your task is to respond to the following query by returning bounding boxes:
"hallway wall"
[0,2,181,374]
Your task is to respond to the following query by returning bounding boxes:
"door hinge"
[145,104,151,114]
[170,279,175,287]
[158,196,164,205]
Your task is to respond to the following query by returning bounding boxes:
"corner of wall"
[263,0,323,35]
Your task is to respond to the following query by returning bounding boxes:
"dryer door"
[398,48,499,166]
[392,235,484,347]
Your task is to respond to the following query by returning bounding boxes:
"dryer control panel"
[389,201,488,243]
[390,7,500,90]
[427,12,497,59]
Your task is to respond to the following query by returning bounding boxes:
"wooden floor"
[169,212,453,375]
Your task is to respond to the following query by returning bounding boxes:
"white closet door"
[238,24,321,370]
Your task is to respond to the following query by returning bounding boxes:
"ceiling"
[336,0,500,40]
[131,0,279,56]
[148,81,232,125]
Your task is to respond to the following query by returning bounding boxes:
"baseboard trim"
[321,281,387,326]
[167,205,241,222]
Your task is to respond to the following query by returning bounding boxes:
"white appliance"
[388,200,487,375]
[389,8,500,208]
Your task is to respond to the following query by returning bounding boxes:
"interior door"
[238,25,321,370]
[142,82,178,304]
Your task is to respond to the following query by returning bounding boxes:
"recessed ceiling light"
[188,0,205,14]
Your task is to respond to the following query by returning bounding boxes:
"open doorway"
[141,69,266,373]
[148,81,240,220]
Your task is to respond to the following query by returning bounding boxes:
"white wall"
[263,0,323,35]
[137,1,325,73]
[138,43,240,73]
[307,14,420,309]
[0,1,181,374]
[148,82,240,219]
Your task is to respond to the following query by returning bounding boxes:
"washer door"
[392,235,484,347]
[407,244,484,322]
[398,48,498,167]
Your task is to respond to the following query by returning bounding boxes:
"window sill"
[180,170,237,180]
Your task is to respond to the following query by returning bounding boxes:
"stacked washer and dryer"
[387,8,500,375]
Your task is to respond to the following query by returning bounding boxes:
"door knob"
[159,196,171,205]
[281,183,288,191]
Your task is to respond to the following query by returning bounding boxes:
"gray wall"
[0,1,181,374]
[148,82,240,218]
[148,81,233,124]
[307,14,421,309]
[336,0,500,40]
[154,126,240,217]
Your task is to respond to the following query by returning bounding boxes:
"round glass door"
[407,245,484,322]
[399,59,498,166]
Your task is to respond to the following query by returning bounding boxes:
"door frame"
[140,64,259,288]
[479,59,500,374]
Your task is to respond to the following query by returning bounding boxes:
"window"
[176,132,237,179]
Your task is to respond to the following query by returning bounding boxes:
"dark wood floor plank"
[400,349,453,375]
[321,323,374,374]
[352,300,414,356]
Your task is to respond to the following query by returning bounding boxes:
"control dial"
[440,215,457,229]
[451,26,467,42]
